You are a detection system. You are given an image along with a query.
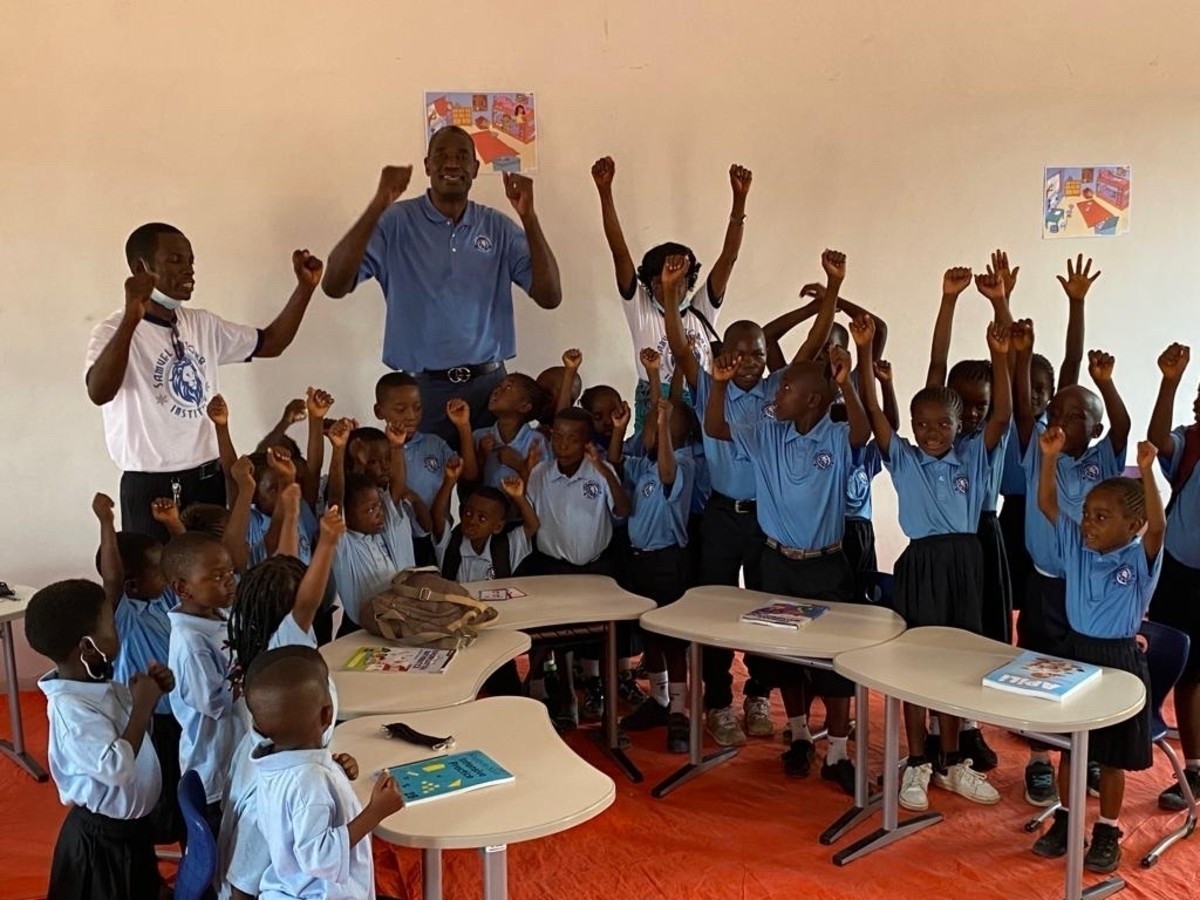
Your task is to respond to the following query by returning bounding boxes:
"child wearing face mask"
[27,578,176,899]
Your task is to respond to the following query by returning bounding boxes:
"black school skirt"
[843,517,878,601]
[894,533,984,632]
[1060,631,1153,771]
[977,511,1013,645]
[998,494,1033,612]
[49,806,161,900]
[148,713,183,844]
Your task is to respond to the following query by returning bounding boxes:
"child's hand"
[150,497,181,528]
[591,156,615,190]
[1056,254,1100,303]
[829,346,852,385]
[328,418,353,449]
[525,442,542,471]
[986,321,1011,355]
[821,249,847,282]
[498,446,525,472]
[232,455,256,491]
[444,456,464,483]
[1158,343,1191,382]
[583,442,603,467]
[386,421,408,447]
[711,352,742,382]
[988,249,1019,298]
[500,475,525,498]
[267,446,297,483]
[503,172,536,219]
[656,397,673,427]
[282,398,307,424]
[206,394,229,427]
[368,771,405,817]
[307,386,335,420]
[129,671,165,709]
[729,163,753,200]
[640,348,661,373]
[446,398,471,428]
[974,271,1006,304]
[661,254,689,291]
[319,505,346,543]
[479,434,499,457]
[1137,440,1158,472]
[376,164,414,205]
[1088,350,1115,384]
[611,401,632,433]
[1009,318,1034,354]
[849,312,875,348]
[1040,425,1066,457]
[332,752,359,781]
[145,660,175,695]
[92,492,116,523]
[562,348,583,371]
[293,249,324,289]
[873,359,893,384]
[942,266,972,298]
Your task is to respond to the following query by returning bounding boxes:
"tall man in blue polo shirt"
[322,126,562,447]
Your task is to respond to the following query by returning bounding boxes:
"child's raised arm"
[445,399,478,482]
[225,456,255,572]
[276,482,302,559]
[590,157,637,298]
[263,447,298,557]
[925,267,972,388]
[150,498,186,537]
[703,352,740,442]
[1139,440,1166,561]
[385,423,409,506]
[764,289,820,373]
[501,476,540,539]
[850,315,892,454]
[1056,255,1100,389]
[430,457,462,542]
[557,349,583,415]
[985,249,1016,329]
[261,397,306,454]
[325,418,352,512]
[792,250,846,363]
[661,255,700,390]
[1011,319,1036,451]
[292,506,345,633]
[834,343,871,449]
[872,360,901,431]
[654,399,678,486]
[609,401,632,469]
[1149,344,1190,459]
[837,295,889,361]
[304,387,335,509]
[1037,426,1066,525]
[641,348,663,451]
[584,443,631,518]
[206,394,239,504]
[404,490,433,536]
[984,321,1013,452]
[1089,350,1130,455]
[707,164,752,301]
[93,493,124,608]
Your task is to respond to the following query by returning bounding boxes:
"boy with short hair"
[469,373,549,487]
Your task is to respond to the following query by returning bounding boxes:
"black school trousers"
[120,460,226,542]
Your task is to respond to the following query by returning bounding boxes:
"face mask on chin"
[81,636,114,682]
[150,287,182,311]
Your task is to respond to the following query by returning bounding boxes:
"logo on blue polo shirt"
[814,451,834,470]
[474,235,494,253]
[424,456,441,473]
[953,475,969,494]
[485,565,496,580]
[642,481,657,498]
[582,480,602,500]
[763,403,777,420]
[1081,462,1101,481]
[1114,565,1135,587]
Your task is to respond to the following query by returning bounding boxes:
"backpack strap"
[441,526,465,582]
[490,530,512,579]
[389,569,491,614]
[689,306,721,343]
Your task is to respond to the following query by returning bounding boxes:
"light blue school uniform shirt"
[253,746,373,900]
[1022,436,1125,577]
[957,425,1010,513]
[1054,516,1163,639]
[114,590,174,715]
[1000,414,1048,496]
[167,608,238,803]
[731,415,852,550]
[37,674,162,820]
[246,503,319,568]
[434,525,534,582]
[624,452,695,551]
[403,431,456,512]
[846,441,883,521]
[526,459,617,565]
[693,369,784,501]
[1161,426,1200,569]
[681,443,712,517]
[332,490,415,626]
[358,194,534,372]
[472,422,548,488]
[884,435,1000,540]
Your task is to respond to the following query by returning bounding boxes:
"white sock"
[668,682,687,714]
[529,678,546,700]
[827,736,849,765]
[788,715,813,742]
[1098,815,1120,828]
[929,717,941,736]
[619,656,633,676]
[1186,759,1200,772]
[582,659,600,679]
[649,670,669,706]
[961,720,979,731]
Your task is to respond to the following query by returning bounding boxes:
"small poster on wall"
[1043,165,1131,239]
[425,91,537,174]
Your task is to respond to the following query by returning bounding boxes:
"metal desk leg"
[481,845,508,900]
[833,694,942,864]
[422,848,443,900]
[651,641,737,798]
[602,620,642,783]
[821,683,880,844]
[1069,729,1125,900]
[0,621,48,782]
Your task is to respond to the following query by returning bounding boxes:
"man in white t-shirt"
[86,222,322,539]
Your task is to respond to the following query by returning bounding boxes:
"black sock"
[943,750,961,771]
[906,755,928,768]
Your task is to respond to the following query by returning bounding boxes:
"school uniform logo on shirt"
[485,565,496,580]
[763,403,777,420]
[642,481,658,498]
[582,480,602,500]
[1081,462,1101,481]
[474,235,494,253]
[152,343,209,419]
[813,451,834,470]
[424,456,441,473]
[1114,565,1135,587]
[953,475,970,494]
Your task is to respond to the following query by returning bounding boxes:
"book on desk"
[982,650,1101,702]
[342,646,456,674]
[739,600,829,630]
[389,749,515,805]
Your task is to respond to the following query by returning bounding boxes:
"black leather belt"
[420,362,503,384]
[709,491,757,514]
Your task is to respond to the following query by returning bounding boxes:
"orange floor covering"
[3,663,1198,900]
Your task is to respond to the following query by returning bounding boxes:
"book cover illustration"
[739,600,829,630]
[982,650,1101,702]
[389,749,515,806]
[342,646,456,674]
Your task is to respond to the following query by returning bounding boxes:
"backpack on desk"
[362,567,498,650]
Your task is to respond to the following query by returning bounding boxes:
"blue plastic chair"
[175,769,218,900]
[1138,621,1197,868]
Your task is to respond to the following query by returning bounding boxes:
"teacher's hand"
[503,172,535,220]
[377,165,413,206]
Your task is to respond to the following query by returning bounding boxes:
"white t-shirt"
[621,281,720,382]
[85,307,260,472]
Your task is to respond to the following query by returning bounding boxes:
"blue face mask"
[150,287,182,311]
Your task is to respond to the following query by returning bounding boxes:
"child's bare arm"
[585,445,632,518]
[558,349,582,414]
[326,419,352,511]
[707,164,752,301]
[1150,344,1190,458]
[764,292,819,373]
[225,456,255,572]
[850,315,892,454]
[792,250,845,363]
[501,476,540,539]
[263,448,298,557]
[445,399,478,482]
[609,401,631,468]
[1138,441,1166,561]
[926,267,971,387]
[654,399,678,485]
[304,387,334,509]
[431,458,462,542]
[641,348,663,450]
[873,360,901,432]
[1037,427,1065,525]
[386,423,409,506]
[1057,255,1100,390]
[661,255,700,390]
[206,394,240,504]
[704,353,739,442]
[591,157,638,298]
[984,321,1013,452]
[1011,319,1036,451]
[669,354,686,403]
[275,483,302,559]
[93,494,124,607]
[835,344,871,449]
[837,294,889,360]
[292,507,344,633]
[150,498,186,537]
[1089,350,1130,455]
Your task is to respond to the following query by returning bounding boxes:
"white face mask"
[150,287,182,311]
[81,636,113,682]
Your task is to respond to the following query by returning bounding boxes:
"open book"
[389,749,514,806]
[342,646,456,674]
[982,650,1101,702]
[739,600,829,630]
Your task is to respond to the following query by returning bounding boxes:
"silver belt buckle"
[448,366,472,384]
[733,499,753,514]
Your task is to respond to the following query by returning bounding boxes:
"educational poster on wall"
[1043,165,1131,239]
[425,91,537,174]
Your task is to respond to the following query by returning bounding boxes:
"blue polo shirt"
[884,435,999,540]
[246,503,318,567]
[846,441,882,521]
[357,194,533,371]
[957,425,1010,513]
[1161,426,1200,569]
[732,415,851,550]
[526,460,616,565]
[403,431,456,510]
[694,369,784,501]
[1055,515,1162,639]
[114,590,175,715]
[472,422,548,488]
[1022,436,1125,577]
[1000,414,1047,496]
[624,453,695,552]
[682,442,712,517]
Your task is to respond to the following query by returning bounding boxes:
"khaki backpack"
[361,567,498,649]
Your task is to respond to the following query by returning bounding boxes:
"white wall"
[3,1,1198,685]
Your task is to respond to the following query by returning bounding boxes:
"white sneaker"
[933,760,1001,805]
[706,706,747,747]
[899,763,933,811]
[743,696,773,737]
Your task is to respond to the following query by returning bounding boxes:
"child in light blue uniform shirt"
[1029,428,1162,873]
[469,372,548,488]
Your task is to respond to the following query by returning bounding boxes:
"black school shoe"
[959,728,998,772]
[821,758,857,796]
[620,698,669,731]
[782,739,815,778]
[1085,823,1122,874]
[1031,809,1071,859]
[1158,769,1200,811]
[666,713,690,754]
[1024,760,1058,807]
